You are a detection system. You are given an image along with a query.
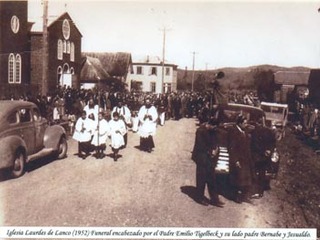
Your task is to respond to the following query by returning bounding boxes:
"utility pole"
[191,51,198,92]
[159,27,171,94]
[41,0,49,96]
[205,62,209,90]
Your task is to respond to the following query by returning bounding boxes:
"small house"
[82,52,133,91]
[273,71,310,103]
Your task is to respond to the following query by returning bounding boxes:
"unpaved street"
[0,118,315,231]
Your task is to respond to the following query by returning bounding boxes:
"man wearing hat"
[191,118,225,207]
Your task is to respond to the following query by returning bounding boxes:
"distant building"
[273,71,310,103]
[80,55,110,89]
[0,1,32,98]
[308,69,320,108]
[30,12,82,93]
[81,52,133,91]
[129,55,178,94]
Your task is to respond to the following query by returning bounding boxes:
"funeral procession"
[0,0,319,238]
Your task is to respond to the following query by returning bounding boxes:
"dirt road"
[0,118,315,231]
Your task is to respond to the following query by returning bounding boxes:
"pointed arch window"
[8,54,15,83]
[57,39,63,60]
[15,54,21,83]
[66,41,70,54]
[63,40,67,53]
[70,42,75,62]
[8,53,22,84]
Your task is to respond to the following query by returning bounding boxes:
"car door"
[3,109,20,138]
[32,107,47,152]
[18,107,36,155]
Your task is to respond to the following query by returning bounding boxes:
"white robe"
[83,104,99,121]
[138,105,158,138]
[109,119,126,149]
[111,106,132,126]
[91,119,111,146]
[53,107,60,120]
[131,115,139,132]
[72,117,95,142]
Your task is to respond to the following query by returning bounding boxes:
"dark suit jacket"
[251,124,276,162]
[228,125,254,187]
[192,124,218,168]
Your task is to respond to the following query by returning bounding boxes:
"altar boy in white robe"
[73,110,95,159]
[138,98,158,153]
[109,112,126,161]
[91,112,111,159]
[111,99,131,148]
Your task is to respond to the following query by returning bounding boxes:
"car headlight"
[271,149,280,163]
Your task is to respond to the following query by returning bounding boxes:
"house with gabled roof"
[0,1,32,98]
[30,12,82,93]
[273,71,310,103]
[81,52,133,91]
[80,56,110,89]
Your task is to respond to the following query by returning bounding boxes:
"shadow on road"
[26,155,56,173]
[216,174,236,201]
[180,185,210,205]
[0,155,57,182]
[180,175,236,205]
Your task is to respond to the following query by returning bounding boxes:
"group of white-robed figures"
[72,98,159,161]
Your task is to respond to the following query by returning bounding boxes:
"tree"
[253,68,275,102]
[194,73,206,92]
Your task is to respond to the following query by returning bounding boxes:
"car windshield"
[261,105,284,114]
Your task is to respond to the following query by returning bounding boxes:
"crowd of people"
[6,85,271,206]
[6,86,259,127]
[7,86,225,161]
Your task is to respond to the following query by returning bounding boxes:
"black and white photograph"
[0,0,319,238]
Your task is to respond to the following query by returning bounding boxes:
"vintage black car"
[0,100,68,178]
[213,103,280,179]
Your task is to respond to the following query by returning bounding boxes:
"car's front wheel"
[11,150,26,178]
[57,136,68,159]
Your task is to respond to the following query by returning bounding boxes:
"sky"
[28,0,320,70]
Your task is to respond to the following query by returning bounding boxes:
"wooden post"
[41,0,49,96]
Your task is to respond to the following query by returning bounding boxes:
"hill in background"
[177,65,310,92]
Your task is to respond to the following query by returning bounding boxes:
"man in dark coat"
[228,115,254,203]
[172,94,182,120]
[192,118,224,207]
[251,121,276,197]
